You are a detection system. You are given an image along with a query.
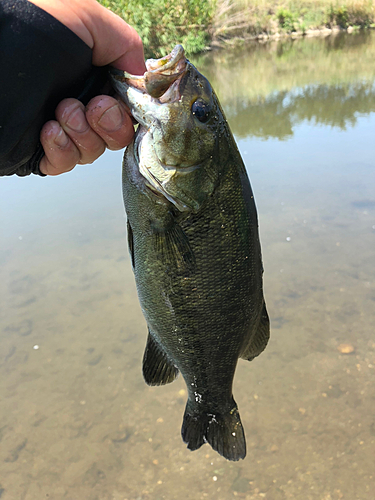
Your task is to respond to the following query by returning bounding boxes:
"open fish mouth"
[110,44,188,103]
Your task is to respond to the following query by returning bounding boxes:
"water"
[1,32,375,500]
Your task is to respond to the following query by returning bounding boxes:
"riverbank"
[99,0,375,57]
[211,0,375,49]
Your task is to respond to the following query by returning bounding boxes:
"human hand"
[29,0,146,175]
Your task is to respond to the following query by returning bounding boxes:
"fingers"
[39,96,134,176]
[58,99,106,163]
[92,17,146,74]
[85,96,135,150]
[29,0,145,176]
[39,121,79,176]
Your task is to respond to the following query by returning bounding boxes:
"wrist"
[27,0,94,47]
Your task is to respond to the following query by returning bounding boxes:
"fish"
[110,45,270,461]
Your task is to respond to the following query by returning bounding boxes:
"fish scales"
[110,45,270,461]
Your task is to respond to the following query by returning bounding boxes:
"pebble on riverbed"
[337,343,355,354]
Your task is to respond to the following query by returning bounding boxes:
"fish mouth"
[110,44,188,103]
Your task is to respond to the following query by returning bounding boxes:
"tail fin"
[181,399,246,461]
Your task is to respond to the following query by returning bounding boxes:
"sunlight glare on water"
[0,31,375,500]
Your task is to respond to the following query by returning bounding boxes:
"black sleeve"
[0,0,108,176]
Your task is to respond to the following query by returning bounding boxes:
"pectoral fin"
[151,214,195,273]
[240,302,270,361]
[143,330,179,385]
[127,221,135,269]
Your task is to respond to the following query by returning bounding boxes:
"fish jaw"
[109,44,188,114]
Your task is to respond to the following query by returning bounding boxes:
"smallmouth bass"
[110,45,269,461]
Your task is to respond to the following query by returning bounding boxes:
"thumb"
[82,1,146,74]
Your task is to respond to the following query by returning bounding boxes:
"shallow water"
[1,32,375,500]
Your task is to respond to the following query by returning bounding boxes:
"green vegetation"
[99,0,214,57]
[213,1,375,43]
[99,0,375,57]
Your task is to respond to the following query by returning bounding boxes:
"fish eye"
[191,99,211,123]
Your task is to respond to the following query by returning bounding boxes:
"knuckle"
[79,143,106,165]
[132,32,143,51]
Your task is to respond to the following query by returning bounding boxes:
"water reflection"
[224,81,375,139]
[0,32,375,500]
[194,30,375,138]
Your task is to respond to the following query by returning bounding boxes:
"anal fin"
[143,330,179,386]
[241,301,270,361]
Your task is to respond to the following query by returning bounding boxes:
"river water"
[1,32,374,500]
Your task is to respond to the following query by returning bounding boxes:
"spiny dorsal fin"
[143,330,179,386]
[240,302,270,361]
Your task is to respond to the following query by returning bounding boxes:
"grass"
[99,0,214,58]
[99,0,375,56]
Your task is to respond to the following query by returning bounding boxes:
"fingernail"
[66,106,89,132]
[54,128,69,148]
[97,104,123,132]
